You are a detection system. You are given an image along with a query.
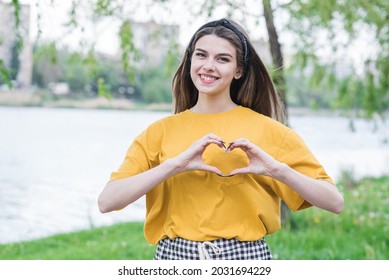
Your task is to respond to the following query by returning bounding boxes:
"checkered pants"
[153,237,272,260]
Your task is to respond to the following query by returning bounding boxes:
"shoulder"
[239,106,290,132]
[141,111,188,137]
[147,111,187,128]
[238,107,305,153]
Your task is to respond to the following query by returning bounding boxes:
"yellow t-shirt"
[110,106,334,245]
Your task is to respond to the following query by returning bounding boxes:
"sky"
[18,0,270,56]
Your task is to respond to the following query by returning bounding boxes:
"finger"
[203,133,222,141]
[227,138,252,151]
[220,140,227,150]
[200,164,222,175]
[229,167,251,176]
[192,135,221,151]
[201,134,224,149]
[202,139,224,150]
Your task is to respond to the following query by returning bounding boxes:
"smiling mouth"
[200,74,219,81]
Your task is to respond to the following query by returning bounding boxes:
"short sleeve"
[272,128,335,211]
[109,121,163,182]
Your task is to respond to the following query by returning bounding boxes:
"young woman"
[98,18,344,260]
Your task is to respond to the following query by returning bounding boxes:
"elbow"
[332,194,345,214]
[98,195,113,213]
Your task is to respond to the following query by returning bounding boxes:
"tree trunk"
[262,0,288,121]
[262,0,291,223]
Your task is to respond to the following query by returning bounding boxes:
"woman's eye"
[218,57,230,62]
[194,52,206,58]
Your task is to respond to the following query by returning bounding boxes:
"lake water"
[0,106,388,244]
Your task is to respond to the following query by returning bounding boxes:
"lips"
[199,74,219,83]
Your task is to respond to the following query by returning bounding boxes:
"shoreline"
[0,90,173,112]
[2,90,388,121]
[0,89,346,116]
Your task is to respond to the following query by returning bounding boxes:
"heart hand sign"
[175,133,280,178]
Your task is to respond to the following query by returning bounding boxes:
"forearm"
[271,163,344,214]
[98,158,182,213]
[98,133,225,213]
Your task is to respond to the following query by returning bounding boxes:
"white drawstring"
[198,241,222,260]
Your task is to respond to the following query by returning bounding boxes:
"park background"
[0,0,388,259]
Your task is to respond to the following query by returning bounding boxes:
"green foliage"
[0,0,22,88]
[31,43,176,101]
[284,0,389,117]
[284,66,339,109]
[83,50,99,77]
[32,43,63,87]
[268,176,389,260]
[119,21,142,83]
[138,67,172,103]
[65,52,91,92]
[34,42,58,64]
[11,0,23,50]
[93,0,118,17]
[0,59,12,88]
[65,0,79,28]
[97,77,111,99]
[32,44,119,96]
[164,41,180,76]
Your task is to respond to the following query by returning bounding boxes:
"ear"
[234,69,243,79]
[234,68,243,80]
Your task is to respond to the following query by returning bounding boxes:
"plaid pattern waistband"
[153,237,272,260]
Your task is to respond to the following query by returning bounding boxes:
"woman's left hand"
[227,138,281,177]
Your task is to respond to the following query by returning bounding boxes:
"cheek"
[219,67,235,80]
[190,61,201,80]
[190,59,202,71]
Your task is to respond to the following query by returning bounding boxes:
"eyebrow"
[194,48,233,58]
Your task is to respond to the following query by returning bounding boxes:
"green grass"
[1,176,388,260]
[266,176,389,259]
[0,222,155,260]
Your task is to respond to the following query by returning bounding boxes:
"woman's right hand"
[173,133,224,174]
[98,133,224,213]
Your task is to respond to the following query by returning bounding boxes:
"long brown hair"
[172,19,286,122]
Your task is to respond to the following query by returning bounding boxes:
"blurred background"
[0,0,388,259]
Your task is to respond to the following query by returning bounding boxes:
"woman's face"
[190,34,242,97]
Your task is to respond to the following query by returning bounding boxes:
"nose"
[203,59,215,71]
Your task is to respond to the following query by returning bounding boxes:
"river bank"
[0,89,342,116]
[0,89,172,111]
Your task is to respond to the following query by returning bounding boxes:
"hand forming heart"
[176,133,280,177]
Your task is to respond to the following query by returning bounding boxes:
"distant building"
[0,0,32,87]
[130,21,179,67]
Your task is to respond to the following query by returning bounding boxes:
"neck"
[191,94,237,114]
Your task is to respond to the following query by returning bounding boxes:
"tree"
[284,0,389,118]
[263,0,288,120]
[4,0,388,118]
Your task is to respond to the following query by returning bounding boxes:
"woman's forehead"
[195,35,236,55]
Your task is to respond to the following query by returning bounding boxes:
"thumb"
[200,164,223,175]
[229,167,251,176]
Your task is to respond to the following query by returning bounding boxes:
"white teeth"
[201,75,217,81]
[200,75,217,81]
